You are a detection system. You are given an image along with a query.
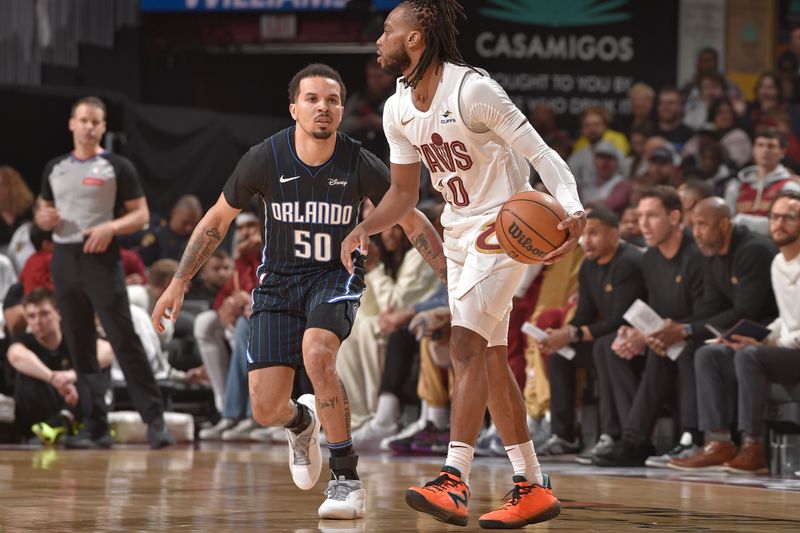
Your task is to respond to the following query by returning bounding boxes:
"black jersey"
[223,127,391,276]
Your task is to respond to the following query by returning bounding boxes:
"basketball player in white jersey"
[341,1,585,529]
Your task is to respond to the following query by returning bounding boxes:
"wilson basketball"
[495,191,568,264]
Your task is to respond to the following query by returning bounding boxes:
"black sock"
[329,441,359,480]
[284,400,311,434]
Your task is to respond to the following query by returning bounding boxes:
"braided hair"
[399,0,470,88]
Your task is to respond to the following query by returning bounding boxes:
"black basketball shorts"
[247,265,365,371]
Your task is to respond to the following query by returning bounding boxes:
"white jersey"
[383,62,582,242]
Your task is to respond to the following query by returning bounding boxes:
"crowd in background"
[1,41,800,475]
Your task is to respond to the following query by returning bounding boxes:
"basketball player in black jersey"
[152,64,444,520]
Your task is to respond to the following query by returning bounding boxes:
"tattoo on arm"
[318,396,339,409]
[338,378,351,436]
[175,226,223,280]
[410,230,447,287]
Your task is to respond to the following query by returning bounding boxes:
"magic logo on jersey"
[414,133,474,174]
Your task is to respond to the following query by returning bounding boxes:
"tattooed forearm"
[175,226,223,281]
[410,230,447,287]
[400,210,448,286]
[338,378,351,436]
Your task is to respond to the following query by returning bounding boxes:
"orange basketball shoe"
[478,474,561,529]
[405,466,470,526]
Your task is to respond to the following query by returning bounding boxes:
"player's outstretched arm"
[151,193,240,333]
[341,161,421,274]
[399,208,447,286]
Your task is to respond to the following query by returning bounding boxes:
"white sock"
[445,441,474,484]
[505,440,543,486]
[374,393,399,427]
[429,406,449,430]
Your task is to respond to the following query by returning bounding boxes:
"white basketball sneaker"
[318,476,367,519]
[286,394,322,490]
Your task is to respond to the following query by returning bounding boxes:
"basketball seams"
[504,207,560,249]
[496,192,568,263]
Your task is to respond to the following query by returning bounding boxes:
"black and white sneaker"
[538,435,580,456]
[645,432,699,468]
[576,434,614,465]
[287,394,322,490]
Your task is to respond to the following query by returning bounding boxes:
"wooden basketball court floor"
[1,443,799,532]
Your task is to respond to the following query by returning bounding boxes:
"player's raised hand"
[151,278,187,334]
[341,224,371,274]
[543,211,586,265]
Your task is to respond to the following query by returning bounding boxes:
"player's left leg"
[480,338,561,529]
[304,302,365,520]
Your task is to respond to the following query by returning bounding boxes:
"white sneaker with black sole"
[287,394,322,490]
[318,476,366,519]
[576,434,615,464]
[645,432,699,468]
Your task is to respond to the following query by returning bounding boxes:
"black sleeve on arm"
[222,142,271,209]
[111,155,145,201]
[586,252,646,339]
[357,148,392,206]
[569,263,598,328]
[40,157,59,202]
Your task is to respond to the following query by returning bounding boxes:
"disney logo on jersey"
[328,178,347,187]
[440,111,456,125]
[414,133,473,174]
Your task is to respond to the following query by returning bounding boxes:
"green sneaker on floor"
[31,421,70,446]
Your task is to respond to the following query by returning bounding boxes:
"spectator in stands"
[340,55,396,161]
[8,288,113,444]
[619,82,655,136]
[619,206,644,248]
[746,73,786,135]
[186,249,233,305]
[537,207,646,456]
[0,166,34,249]
[138,195,203,266]
[725,128,800,236]
[19,225,53,294]
[580,142,630,215]
[654,87,695,152]
[568,105,630,189]
[766,110,800,166]
[683,98,752,169]
[682,47,744,112]
[778,26,800,76]
[625,123,653,180]
[121,247,148,286]
[644,145,682,187]
[683,73,726,131]
[3,283,26,338]
[592,187,705,468]
[677,180,714,228]
[669,197,785,472]
[682,138,734,196]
